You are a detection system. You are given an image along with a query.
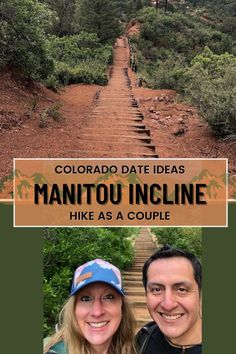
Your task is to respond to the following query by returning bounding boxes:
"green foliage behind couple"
[152,227,202,261]
[44,227,138,336]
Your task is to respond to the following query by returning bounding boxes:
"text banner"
[14,158,227,226]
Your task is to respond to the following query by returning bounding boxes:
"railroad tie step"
[80,123,146,129]
[127,296,147,307]
[80,127,150,136]
[73,40,159,161]
[90,117,144,123]
[89,115,144,120]
[65,150,158,158]
[124,288,146,296]
[78,134,152,144]
[76,141,157,153]
[77,140,156,151]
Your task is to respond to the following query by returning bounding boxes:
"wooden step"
[124,288,146,295]
[127,295,148,306]
[81,127,151,136]
[124,280,143,287]
[76,141,156,153]
[123,274,142,280]
[65,150,158,158]
[78,134,152,144]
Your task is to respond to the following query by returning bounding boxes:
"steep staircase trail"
[123,228,157,330]
[75,37,158,158]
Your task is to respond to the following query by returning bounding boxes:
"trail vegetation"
[1,0,235,136]
[130,1,236,136]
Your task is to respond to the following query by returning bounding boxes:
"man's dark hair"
[142,245,202,292]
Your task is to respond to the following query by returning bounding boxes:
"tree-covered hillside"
[186,0,236,37]
[0,0,153,86]
[130,3,236,136]
[1,0,235,136]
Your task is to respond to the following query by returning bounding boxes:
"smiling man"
[135,245,202,354]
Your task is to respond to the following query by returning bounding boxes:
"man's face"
[146,257,202,345]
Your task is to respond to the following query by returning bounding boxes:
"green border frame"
[0,203,43,354]
[1,202,235,353]
[203,202,236,353]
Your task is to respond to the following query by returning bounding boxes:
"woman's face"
[75,282,122,354]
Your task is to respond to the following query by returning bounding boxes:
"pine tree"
[41,0,76,36]
[74,0,122,43]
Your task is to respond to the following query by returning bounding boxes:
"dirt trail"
[123,228,157,330]
[73,36,158,158]
[1,33,236,198]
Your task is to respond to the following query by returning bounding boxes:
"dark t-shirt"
[135,322,202,354]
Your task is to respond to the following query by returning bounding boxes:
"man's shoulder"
[136,321,159,337]
[135,323,202,354]
[135,321,162,353]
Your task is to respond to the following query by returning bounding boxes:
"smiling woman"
[43,259,136,354]
[75,283,123,353]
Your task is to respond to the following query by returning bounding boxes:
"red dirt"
[130,73,236,198]
[1,35,236,199]
[0,71,99,197]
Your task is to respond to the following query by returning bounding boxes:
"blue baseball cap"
[71,259,125,296]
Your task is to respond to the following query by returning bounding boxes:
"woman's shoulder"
[45,340,67,354]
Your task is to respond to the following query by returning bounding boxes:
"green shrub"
[182,48,236,136]
[39,103,64,128]
[138,9,227,56]
[48,32,104,64]
[152,227,202,261]
[53,62,71,85]
[46,32,113,85]
[46,103,64,122]
[43,227,136,336]
[135,7,235,89]
[44,74,60,91]
[69,62,108,85]
[138,54,186,89]
[133,7,236,137]
[52,61,109,86]
[0,0,56,80]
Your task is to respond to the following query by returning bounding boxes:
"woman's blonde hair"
[44,293,136,354]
